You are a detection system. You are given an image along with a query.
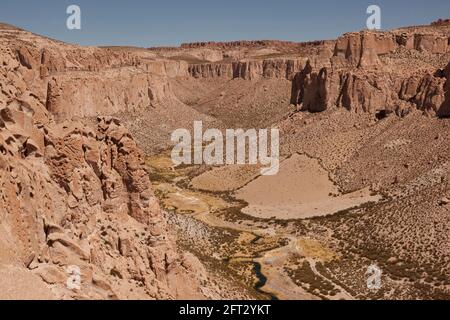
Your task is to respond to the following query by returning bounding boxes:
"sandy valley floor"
[235,154,381,219]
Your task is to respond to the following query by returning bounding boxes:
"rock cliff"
[0,24,206,300]
[291,29,450,117]
[188,58,308,80]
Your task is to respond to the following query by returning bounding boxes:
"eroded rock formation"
[188,58,307,80]
[0,24,206,300]
[291,28,450,117]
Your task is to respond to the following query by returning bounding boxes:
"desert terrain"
[0,18,450,300]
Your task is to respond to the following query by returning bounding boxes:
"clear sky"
[1,0,449,47]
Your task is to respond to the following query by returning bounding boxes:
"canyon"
[0,19,450,299]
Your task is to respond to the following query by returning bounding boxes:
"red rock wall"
[0,29,205,300]
[188,58,307,80]
[291,30,450,117]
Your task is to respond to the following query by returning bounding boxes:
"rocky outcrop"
[41,54,189,120]
[332,30,449,68]
[413,34,449,54]
[45,117,161,225]
[179,40,327,50]
[188,58,307,80]
[332,31,398,68]
[188,63,233,78]
[45,72,175,120]
[17,45,141,78]
[141,60,189,78]
[0,25,206,300]
[292,62,448,116]
[291,28,450,117]
[400,72,447,114]
[437,62,450,117]
[291,65,392,113]
[431,18,450,26]
[395,32,450,53]
[1,31,188,121]
[233,58,306,80]
[291,62,336,112]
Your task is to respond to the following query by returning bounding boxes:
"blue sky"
[1,0,449,47]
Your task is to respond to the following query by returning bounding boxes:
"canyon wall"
[0,26,205,299]
[45,71,175,120]
[13,35,189,121]
[182,29,450,118]
[291,30,450,117]
[188,58,309,80]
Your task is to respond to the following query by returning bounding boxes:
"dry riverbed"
[146,152,382,300]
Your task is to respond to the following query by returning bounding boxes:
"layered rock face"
[181,39,334,80]
[45,71,176,120]
[232,58,306,80]
[291,28,450,117]
[188,58,308,80]
[0,25,205,299]
[179,39,332,51]
[188,62,233,79]
[8,30,189,121]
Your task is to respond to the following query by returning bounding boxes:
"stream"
[252,262,279,300]
[146,154,286,299]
